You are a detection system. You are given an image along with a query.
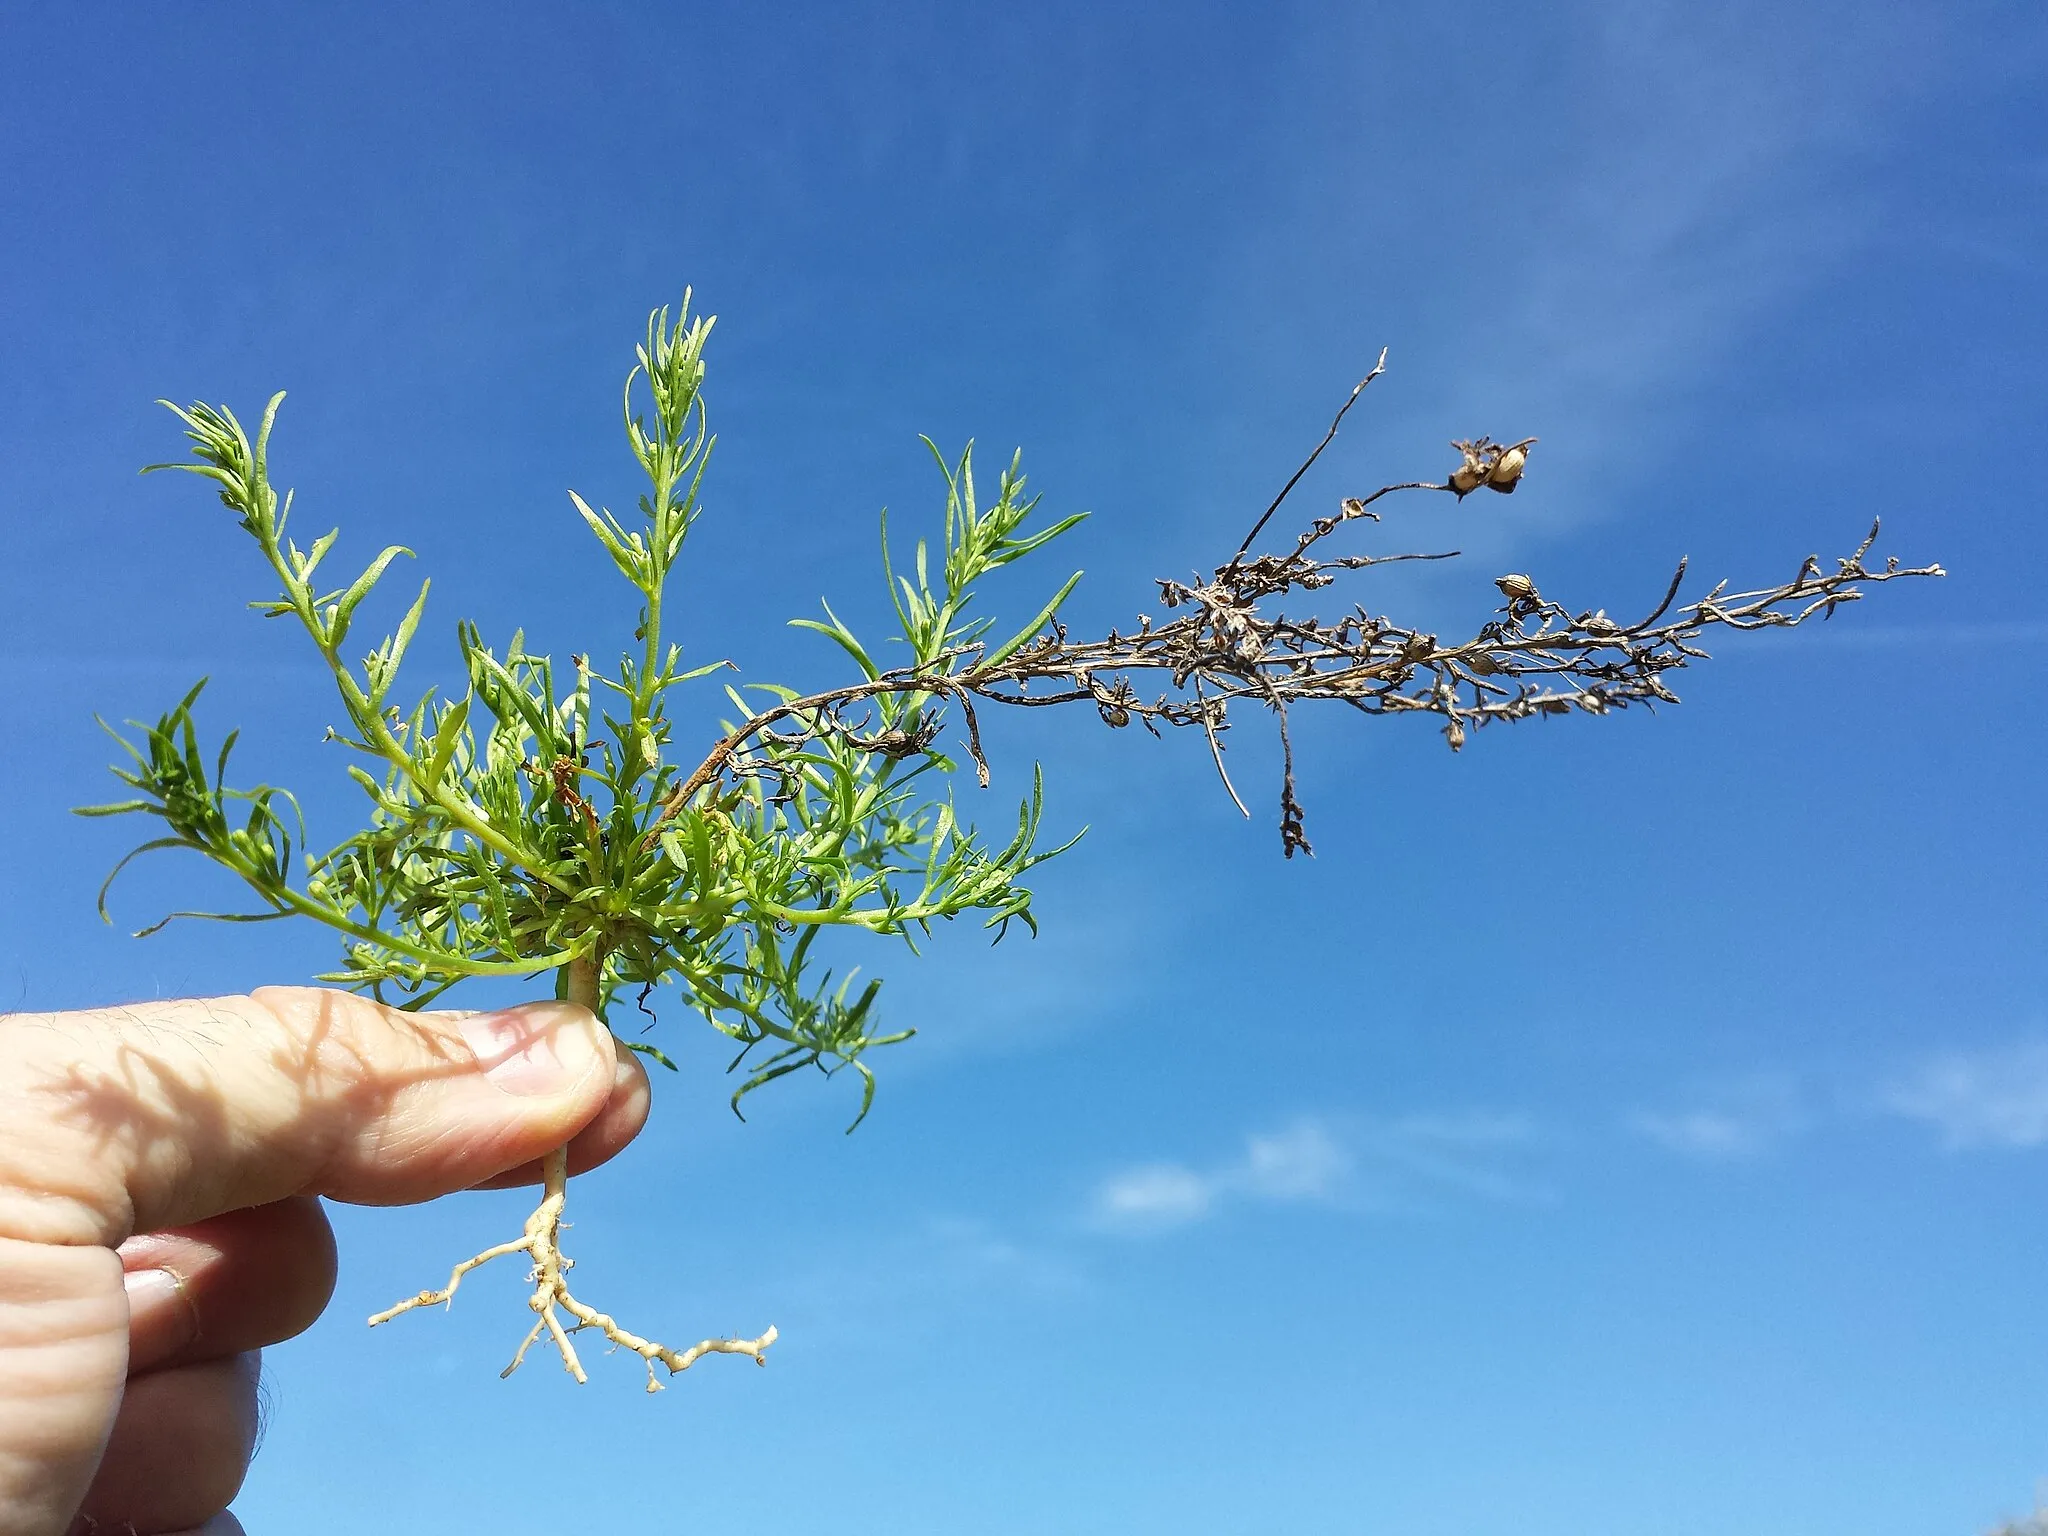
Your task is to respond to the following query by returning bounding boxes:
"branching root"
[367,1147,776,1392]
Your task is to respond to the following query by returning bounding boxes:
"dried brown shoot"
[649,373,1944,859]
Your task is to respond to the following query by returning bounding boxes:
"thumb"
[0,987,626,1536]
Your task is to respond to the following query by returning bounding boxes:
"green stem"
[243,499,578,899]
[330,664,575,895]
[261,871,579,977]
[564,953,603,1015]
[641,495,666,703]
[544,953,607,1204]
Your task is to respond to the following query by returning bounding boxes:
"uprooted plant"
[80,293,1942,1390]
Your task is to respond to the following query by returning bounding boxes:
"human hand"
[0,987,650,1536]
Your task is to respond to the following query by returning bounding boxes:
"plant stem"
[551,952,605,1202]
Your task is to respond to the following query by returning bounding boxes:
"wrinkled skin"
[0,988,650,1536]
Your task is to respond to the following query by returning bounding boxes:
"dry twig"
[649,398,1944,858]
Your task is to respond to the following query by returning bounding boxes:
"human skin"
[0,987,651,1536]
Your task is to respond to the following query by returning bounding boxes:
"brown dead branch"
[647,377,1943,856]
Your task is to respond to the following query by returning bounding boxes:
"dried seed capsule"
[1485,444,1528,493]
[1448,439,1490,496]
[1495,573,1537,603]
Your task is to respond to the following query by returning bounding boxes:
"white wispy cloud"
[1626,1046,2048,1158]
[1241,1120,1350,1201]
[1349,1113,1538,1203]
[1629,1077,1808,1160]
[1631,1109,1780,1160]
[1882,1042,2048,1149]
[1087,1113,1534,1234]
[1093,1163,1218,1230]
[776,1213,1087,1352]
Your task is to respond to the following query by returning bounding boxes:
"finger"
[0,987,626,1245]
[76,1351,260,1535]
[0,1236,126,1536]
[119,1197,337,1373]
[158,1516,246,1536]
[472,1032,650,1189]
[0,988,638,1529]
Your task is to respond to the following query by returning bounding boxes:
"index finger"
[0,986,623,1247]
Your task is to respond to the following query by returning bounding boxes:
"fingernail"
[123,1266,199,1353]
[459,1002,602,1097]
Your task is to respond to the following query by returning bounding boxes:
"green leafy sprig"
[85,296,1079,1125]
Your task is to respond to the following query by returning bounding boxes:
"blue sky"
[3,3,2045,1532]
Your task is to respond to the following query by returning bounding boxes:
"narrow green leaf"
[995,511,1089,564]
[329,545,413,648]
[93,837,193,921]
[789,604,880,681]
[421,694,471,791]
[623,1040,680,1072]
[134,907,292,940]
[383,578,431,682]
[981,570,1083,667]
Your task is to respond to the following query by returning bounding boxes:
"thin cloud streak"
[1094,1164,1217,1230]
[1624,1047,2048,1157]
[1628,1076,1808,1160]
[1088,1113,1535,1234]
[1882,1041,2048,1149]
[1631,1109,1781,1160]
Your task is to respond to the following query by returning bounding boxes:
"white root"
[368,1145,776,1391]
[368,958,777,1390]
